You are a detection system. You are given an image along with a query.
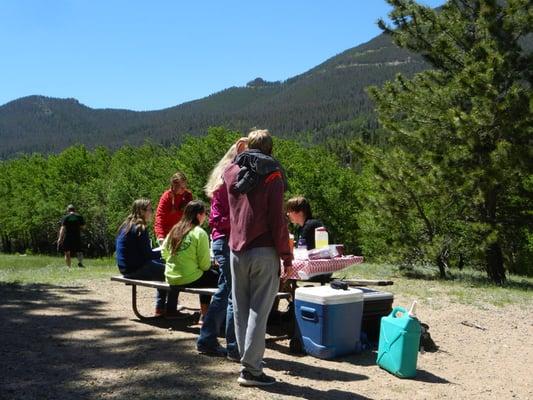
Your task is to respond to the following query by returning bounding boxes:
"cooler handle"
[300,306,318,322]
[390,306,408,319]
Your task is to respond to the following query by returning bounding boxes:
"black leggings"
[169,268,219,305]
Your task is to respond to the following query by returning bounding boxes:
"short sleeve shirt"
[61,213,85,239]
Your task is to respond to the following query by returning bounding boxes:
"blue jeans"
[122,259,167,309]
[197,237,237,355]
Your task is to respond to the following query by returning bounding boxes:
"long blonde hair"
[204,138,248,198]
[167,200,206,254]
[118,198,151,236]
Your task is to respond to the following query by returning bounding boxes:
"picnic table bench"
[111,275,291,320]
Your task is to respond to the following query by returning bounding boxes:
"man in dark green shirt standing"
[58,204,86,268]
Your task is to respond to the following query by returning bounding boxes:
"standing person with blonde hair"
[115,198,167,316]
[162,200,219,318]
[197,137,248,359]
[224,129,292,386]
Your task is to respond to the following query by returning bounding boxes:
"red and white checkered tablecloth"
[282,255,364,280]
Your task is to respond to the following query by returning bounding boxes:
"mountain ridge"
[0,33,427,158]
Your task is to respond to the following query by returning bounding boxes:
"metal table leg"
[131,284,150,320]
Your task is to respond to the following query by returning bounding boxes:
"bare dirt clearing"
[1,279,531,400]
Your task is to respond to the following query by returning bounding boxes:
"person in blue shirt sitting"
[115,198,167,317]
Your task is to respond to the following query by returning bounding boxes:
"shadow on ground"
[264,353,372,400]
[0,282,232,400]
[265,356,368,382]
[413,369,450,384]
[2,281,454,400]
[134,312,202,335]
[261,384,374,400]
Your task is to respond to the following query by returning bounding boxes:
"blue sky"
[0,0,443,111]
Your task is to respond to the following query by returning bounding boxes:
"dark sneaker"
[78,263,85,268]
[227,351,240,363]
[237,371,275,386]
[197,345,227,357]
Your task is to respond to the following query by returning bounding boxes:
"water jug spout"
[408,301,417,318]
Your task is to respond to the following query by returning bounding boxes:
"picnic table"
[112,255,364,323]
[282,255,364,281]
[111,275,291,320]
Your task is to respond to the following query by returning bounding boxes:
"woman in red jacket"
[155,172,193,245]
[155,171,193,315]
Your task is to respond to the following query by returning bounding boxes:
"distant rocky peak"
[246,77,280,88]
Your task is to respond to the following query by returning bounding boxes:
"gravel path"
[1,279,531,400]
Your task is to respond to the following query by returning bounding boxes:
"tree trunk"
[457,253,464,270]
[436,248,449,279]
[483,186,506,284]
[1,233,11,253]
[486,242,506,285]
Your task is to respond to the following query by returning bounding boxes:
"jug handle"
[390,306,408,318]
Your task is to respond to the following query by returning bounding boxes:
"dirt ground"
[1,279,531,400]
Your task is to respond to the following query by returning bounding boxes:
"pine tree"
[368,0,532,283]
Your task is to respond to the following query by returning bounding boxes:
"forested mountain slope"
[0,34,427,157]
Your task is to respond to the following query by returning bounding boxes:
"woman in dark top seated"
[281,196,329,354]
[286,196,323,250]
[270,195,327,325]
[286,196,332,284]
[115,198,167,316]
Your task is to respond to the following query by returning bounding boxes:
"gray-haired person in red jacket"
[223,129,292,387]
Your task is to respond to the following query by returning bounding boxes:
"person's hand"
[157,238,164,246]
[281,264,293,282]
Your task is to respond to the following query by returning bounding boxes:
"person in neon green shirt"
[162,200,218,319]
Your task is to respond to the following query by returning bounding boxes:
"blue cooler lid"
[295,286,363,305]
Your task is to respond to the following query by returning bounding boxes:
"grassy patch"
[0,254,116,285]
[336,262,533,308]
[1,254,531,308]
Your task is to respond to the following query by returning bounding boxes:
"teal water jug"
[376,306,421,378]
